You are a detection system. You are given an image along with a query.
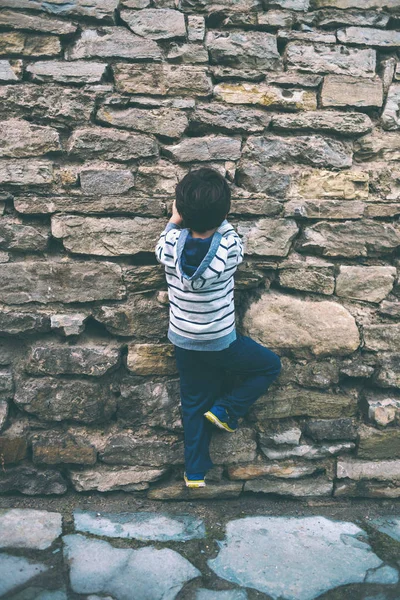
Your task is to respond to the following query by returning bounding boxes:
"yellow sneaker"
[204,406,238,432]
[184,472,206,488]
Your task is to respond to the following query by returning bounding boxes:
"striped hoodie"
[155,219,244,351]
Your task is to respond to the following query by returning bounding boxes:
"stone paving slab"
[0,507,399,600]
[73,508,205,542]
[0,508,62,550]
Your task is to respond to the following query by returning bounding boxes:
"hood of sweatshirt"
[174,219,235,291]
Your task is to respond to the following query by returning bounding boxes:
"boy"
[155,167,282,488]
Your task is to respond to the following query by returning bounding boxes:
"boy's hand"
[169,199,183,226]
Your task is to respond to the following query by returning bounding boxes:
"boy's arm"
[155,202,183,267]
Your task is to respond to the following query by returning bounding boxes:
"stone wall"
[0,0,400,501]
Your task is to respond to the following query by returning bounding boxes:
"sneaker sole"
[204,411,237,433]
[184,475,206,488]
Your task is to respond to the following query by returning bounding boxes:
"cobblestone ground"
[0,494,399,600]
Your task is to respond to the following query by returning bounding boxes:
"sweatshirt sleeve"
[155,222,181,267]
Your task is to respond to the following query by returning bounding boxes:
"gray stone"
[14,377,116,424]
[250,387,357,420]
[271,111,372,136]
[0,509,62,549]
[196,590,248,600]
[261,441,354,460]
[228,460,326,480]
[68,127,157,162]
[14,195,166,217]
[0,464,67,495]
[0,0,119,20]
[0,59,22,82]
[92,294,168,338]
[63,534,200,598]
[100,431,183,467]
[26,343,120,377]
[79,168,135,195]
[97,105,188,139]
[336,266,397,303]
[374,357,400,390]
[286,41,376,77]
[0,159,53,186]
[0,554,48,597]
[27,61,107,84]
[0,309,51,334]
[364,324,400,352]
[164,135,241,162]
[244,477,334,497]
[210,428,257,464]
[206,30,281,70]
[0,9,78,34]
[264,0,309,7]
[337,458,400,481]
[50,313,87,336]
[213,83,317,110]
[0,118,61,158]
[0,369,13,401]
[187,15,205,41]
[0,31,61,56]
[306,418,358,441]
[69,464,166,492]
[357,425,400,459]
[259,423,302,446]
[73,509,205,541]
[236,218,298,257]
[366,391,400,429]
[118,377,181,430]
[335,480,400,498]
[338,26,400,47]
[236,162,291,196]
[120,9,186,39]
[0,261,125,304]
[114,63,212,96]
[278,30,337,43]
[354,130,400,162]
[67,27,161,60]
[52,215,163,256]
[0,217,50,252]
[284,199,365,220]
[314,1,400,11]
[379,300,400,318]
[180,0,261,12]
[123,265,166,292]
[167,42,208,63]
[190,103,271,134]
[382,84,400,130]
[312,8,390,28]
[369,517,400,543]
[134,160,186,195]
[297,220,400,257]
[0,84,98,127]
[278,354,339,388]
[148,480,243,500]
[265,71,322,87]
[241,135,352,169]
[208,516,397,598]
[243,291,360,358]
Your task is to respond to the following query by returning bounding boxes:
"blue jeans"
[174,333,282,474]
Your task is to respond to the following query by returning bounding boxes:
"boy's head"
[175,167,231,233]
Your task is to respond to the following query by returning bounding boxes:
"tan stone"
[336,266,396,303]
[228,461,325,480]
[213,82,317,110]
[321,75,383,109]
[284,199,365,220]
[364,324,400,352]
[114,63,212,96]
[245,476,333,497]
[69,464,166,492]
[337,458,400,481]
[243,291,360,357]
[0,31,61,56]
[295,170,369,200]
[236,218,298,257]
[0,119,60,158]
[148,480,243,500]
[126,343,177,375]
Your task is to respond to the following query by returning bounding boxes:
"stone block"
[337,457,400,480]
[206,30,281,70]
[213,83,317,110]
[236,218,298,257]
[382,84,400,130]
[241,135,352,169]
[118,377,182,430]
[126,343,177,375]
[0,0,119,20]
[32,431,97,465]
[286,41,376,78]
[305,418,358,441]
[0,464,67,495]
[99,431,183,466]
[67,27,162,60]
[271,111,372,136]
[336,266,396,303]
[210,428,257,464]
[69,464,166,492]
[0,59,22,82]
[120,9,186,39]
[244,476,333,496]
[92,295,168,337]
[364,324,400,352]
[0,9,78,34]
[297,220,400,257]
[365,390,400,426]
[51,215,164,256]
[284,199,365,220]
[97,105,188,139]
[68,127,158,161]
[0,217,50,252]
[0,31,61,56]
[357,425,400,459]
[113,63,212,96]
[243,291,360,358]
[0,159,53,186]
[190,103,271,134]
[295,170,369,200]
[338,26,400,47]
[321,75,383,114]
[26,343,120,376]
[27,61,107,84]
